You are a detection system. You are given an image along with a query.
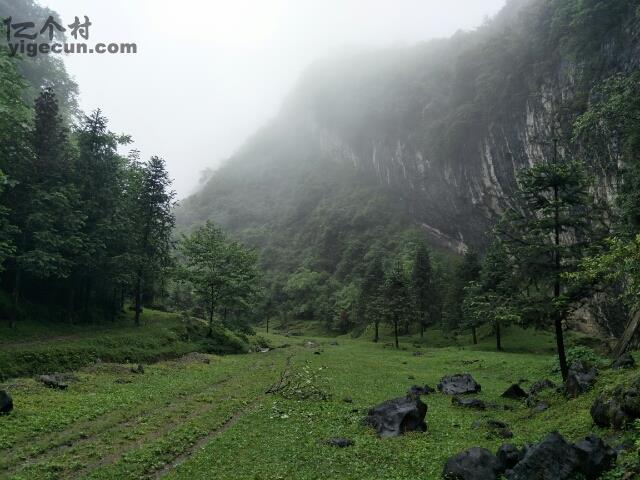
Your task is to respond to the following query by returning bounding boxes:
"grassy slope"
[1,325,637,479]
[0,310,246,380]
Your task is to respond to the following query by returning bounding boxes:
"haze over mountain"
[48,0,506,196]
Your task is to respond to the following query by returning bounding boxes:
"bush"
[550,345,607,373]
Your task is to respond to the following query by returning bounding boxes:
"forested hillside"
[178,0,640,338]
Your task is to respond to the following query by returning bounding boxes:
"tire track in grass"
[79,353,293,479]
[5,375,233,478]
[153,354,295,479]
[152,398,263,479]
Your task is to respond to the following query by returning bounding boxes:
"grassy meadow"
[1,316,637,479]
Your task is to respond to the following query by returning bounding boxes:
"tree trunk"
[613,309,640,358]
[495,322,502,351]
[472,326,478,345]
[134,275,142,327]
[394,318,399,349]
[374,320,379,343]
[266,316,269,333]
[208,287,215,337]
[119,287,125,312]
[10,268,21,329]
[82,278,91,323]
[67,286,75,323]
[552,139,569,381]
[420,322,425,338]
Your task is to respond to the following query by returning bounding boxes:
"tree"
[463,242,520,351]
[358,255,386,342]
[127,156,176,326]
[383,261,412,348]
[178,221,260,335]
[7,88,85,326]
[410,241,435,338]
[443,249,481,335]
[497,142,605,380]
[75,110,130,321]
[333,282,359,334]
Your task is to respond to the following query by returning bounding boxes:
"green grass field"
[1,320,638,479]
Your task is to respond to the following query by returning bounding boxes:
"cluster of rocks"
[443,432,616,480]
[591,377,640,429]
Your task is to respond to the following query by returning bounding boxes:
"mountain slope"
[177,0,640,304]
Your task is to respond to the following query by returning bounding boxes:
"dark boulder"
[363,396,427,438]
[408,384,435,396]
[507,432,578,480]
[590,381,640,429]
[573,434,616,479]
[496,444,522,471]
[326,437,354,448]
[0,390,13,414]
[611,353,636,370]
[38,374,68,390]
[564,361,597,398]
[452,396,486,410]
[501,384,528,400]
[438,374,481,395]
[529,379,556,396]
[442,447,503,480]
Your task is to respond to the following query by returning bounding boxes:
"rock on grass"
[437,374,481,395]
[363,396,427,438]
[0,390,13,414]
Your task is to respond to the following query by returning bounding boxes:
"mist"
[44,0,506,197]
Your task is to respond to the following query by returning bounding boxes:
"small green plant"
[550,345,607,373]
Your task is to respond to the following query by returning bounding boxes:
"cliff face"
[263,0,640,252]
[179,0,640,256]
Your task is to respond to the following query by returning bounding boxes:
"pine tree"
[358,255,386,342]
[128,156,176,326]
[410,241,434,338]
[75,110,129,320]
[443,249,481,335]
[463,242,520,351]
[383,261,411,349]
[7,88,85,326]
[497,139,605,379]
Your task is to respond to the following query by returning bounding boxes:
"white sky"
[43,0,507,198]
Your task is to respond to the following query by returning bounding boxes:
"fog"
[46,0,506,198]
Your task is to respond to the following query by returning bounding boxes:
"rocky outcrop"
[590,379,640,429]
[443,432,616,480]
